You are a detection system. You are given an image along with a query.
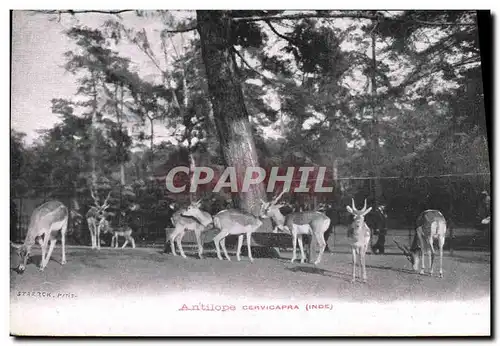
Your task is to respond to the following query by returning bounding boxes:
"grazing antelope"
[182,203,270,262]
[86,189,111,250]
[346,199,372,283]
[260,192,331,265]
[169,200,214,259]
[394,209,447,278]
[11,200,69,273]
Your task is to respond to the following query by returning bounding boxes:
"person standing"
[368,204,388,255]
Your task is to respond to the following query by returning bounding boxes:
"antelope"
[86,189,111,250]
[99,218,136,249]
[394,209,447,278]
[169,200,214,259]
[346,199,372,283]
[110,227,136,249]
[481,216,490,225]
[11,200,69,273]
[182,203,270,262]
[260,191,331,265]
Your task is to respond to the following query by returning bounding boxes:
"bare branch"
[37,10,197,32]
[37,9,136,16]
[232,47,274,84]
[233,11,476,27]
[265,21,295,45]
[165,26,198,33]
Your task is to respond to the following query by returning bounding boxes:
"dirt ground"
[10,246,490,301]
[9,229,491,336]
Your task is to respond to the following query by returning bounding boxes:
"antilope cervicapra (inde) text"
[86,189,111,250]
[182,202,271,262]
[169,200,214,259]
[346,199,372,283]
[11,201,69,273]
[260,191,331,265]
[394,209,447,278]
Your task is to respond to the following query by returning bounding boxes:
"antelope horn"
[90,187,100,207]
[71,210,82,218]
[362,199,367,212]
[272,190,286,204]
[102,191,112,210]
[393,240,409,255]
[351,198,357,211]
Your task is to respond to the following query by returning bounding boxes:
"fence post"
[408,227,411,247]
[449,225,454,256]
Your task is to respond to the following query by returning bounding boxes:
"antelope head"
[70,210,84,229]
[11,241,30,274]
[481,216,490,225]
[393,240,421,271]
[346,198,372,228]
[260,190,286,219]
[90,187,112,215]
[181,199,213,228]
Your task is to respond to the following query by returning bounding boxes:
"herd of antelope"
[11,190,451,283]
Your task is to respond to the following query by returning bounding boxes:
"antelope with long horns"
[346,198,372,283]
[86,188,112,250]
[169,199,214,259]
[260,191,331,265]
[182,200,271,262]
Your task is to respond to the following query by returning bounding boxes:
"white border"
[3,3,497,344]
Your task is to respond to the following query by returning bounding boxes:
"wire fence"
[11,172,491,252]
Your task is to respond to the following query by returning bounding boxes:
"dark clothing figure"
[478,191,491,231]
[479,191,490,220]
[365,205,388,254]
[371,230,387,254]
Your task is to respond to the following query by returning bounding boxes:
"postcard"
[10,9,491,336]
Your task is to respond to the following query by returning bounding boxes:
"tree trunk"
[149,116,155,167]
[91,74,98,188]
[370,30,382,207]
[197,10,267,217]
[188,147,196,202]
[119,85,126,186]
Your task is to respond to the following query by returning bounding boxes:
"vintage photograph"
[10,10,491,336]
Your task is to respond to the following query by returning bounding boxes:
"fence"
[11,173,490,252]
